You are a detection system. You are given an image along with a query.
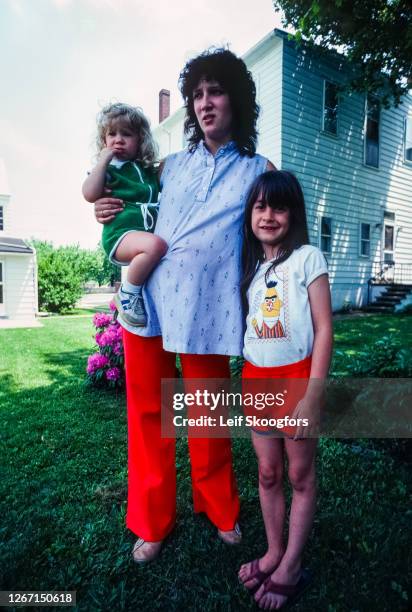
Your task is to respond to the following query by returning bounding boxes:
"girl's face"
[192,78,233,146]
[251,192,290,258]
[105,119,140,161]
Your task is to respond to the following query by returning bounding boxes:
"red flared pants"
[122,331,240,541]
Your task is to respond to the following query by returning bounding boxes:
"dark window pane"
[366,120,379,142]
[406,147,412,161]
[325,82,337,109]
[384,225,394,250]
[321,236,331,252]
[365,141,379,167]
[367,95,380,121]
[361,224,370,240]
[324,111,337,134]
[323,82,338,134]
[361,241,370,257]
[321,217,331,236]
[0,285,2,304]
[365,96,380,167]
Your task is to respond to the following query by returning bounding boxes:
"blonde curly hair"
[96,102,158,168]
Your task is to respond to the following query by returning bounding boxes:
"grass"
[0,313,411,611]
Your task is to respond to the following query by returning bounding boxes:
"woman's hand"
[94,192,124,224]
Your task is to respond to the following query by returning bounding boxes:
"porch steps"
[366,285,412,313]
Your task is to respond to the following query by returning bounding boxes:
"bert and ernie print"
[250,266,289,341]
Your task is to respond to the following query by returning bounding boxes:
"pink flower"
[113,342,123,356]
[109,301,117,312]
[93,313,113,329]
[87,352,109,374]
[106,367,121,381]
[98,328,118,347]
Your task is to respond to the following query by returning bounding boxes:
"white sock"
[122,280,142,295]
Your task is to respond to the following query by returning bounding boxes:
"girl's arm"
[82,148,114,203]
[307,273,333,382]
[294,273,333,438]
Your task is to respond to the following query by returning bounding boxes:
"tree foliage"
[32,241,120,313]
[273,0,412,106]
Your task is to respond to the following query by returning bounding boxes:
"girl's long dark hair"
[179,48,259,157]
[241,170,310,315]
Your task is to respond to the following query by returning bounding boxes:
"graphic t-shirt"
[243,245,328,367]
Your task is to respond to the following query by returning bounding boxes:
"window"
[359,223,370,257]
[0,206,3,231]
[322,81,338,135]
[320,216,332,254]
[364,95,380,168]
[405,115,412,162]
[383,211,395,264]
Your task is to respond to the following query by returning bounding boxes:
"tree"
[33,241,84,313]
[32,241,121,313]
[273,0,412,106]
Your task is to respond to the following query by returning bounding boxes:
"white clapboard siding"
[155,108,186,159]
[2,254,38,319]
[279,34,412,308]
[244,32,283,168]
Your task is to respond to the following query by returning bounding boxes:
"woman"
[95,48,276,562]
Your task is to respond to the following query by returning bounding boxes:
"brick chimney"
[159,89,170,123]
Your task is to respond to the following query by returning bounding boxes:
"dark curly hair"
[178,48,259,157]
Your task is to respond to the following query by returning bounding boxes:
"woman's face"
[192,78,233,145]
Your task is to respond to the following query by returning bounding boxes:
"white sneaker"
[113,286,147,327]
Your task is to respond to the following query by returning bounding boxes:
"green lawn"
[0,314,411,611]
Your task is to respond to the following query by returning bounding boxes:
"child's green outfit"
[101,158,160,265]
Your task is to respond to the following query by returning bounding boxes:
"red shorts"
[242,356,312,437]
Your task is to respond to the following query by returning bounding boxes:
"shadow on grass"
[1,364,411,610]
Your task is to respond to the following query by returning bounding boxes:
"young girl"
[83,103,167,326]
[238,171,333,610]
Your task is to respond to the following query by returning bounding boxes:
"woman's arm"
[294,273,333,438]
[82,148,114,203]
[266,160,277,171]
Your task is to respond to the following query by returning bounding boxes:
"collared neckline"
[109,157,129,169]
[198,140,237,158]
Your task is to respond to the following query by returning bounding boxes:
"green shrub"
[32,241,121,312]
[35,242,84,313]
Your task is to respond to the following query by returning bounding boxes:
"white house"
[153,29,412,311]
[0,158,39,328]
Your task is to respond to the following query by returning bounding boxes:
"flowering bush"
[86,301,125,389]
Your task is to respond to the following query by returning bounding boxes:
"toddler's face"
[105,119,140,161]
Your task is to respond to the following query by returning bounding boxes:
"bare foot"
[255,562,302,609]
[238,551,283,592]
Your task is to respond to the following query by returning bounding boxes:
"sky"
[0,0,283,249]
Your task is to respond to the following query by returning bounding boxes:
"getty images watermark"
[161,377,412,438]
[171,389,309,430]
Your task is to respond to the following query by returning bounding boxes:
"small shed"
[0,159,39,328]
